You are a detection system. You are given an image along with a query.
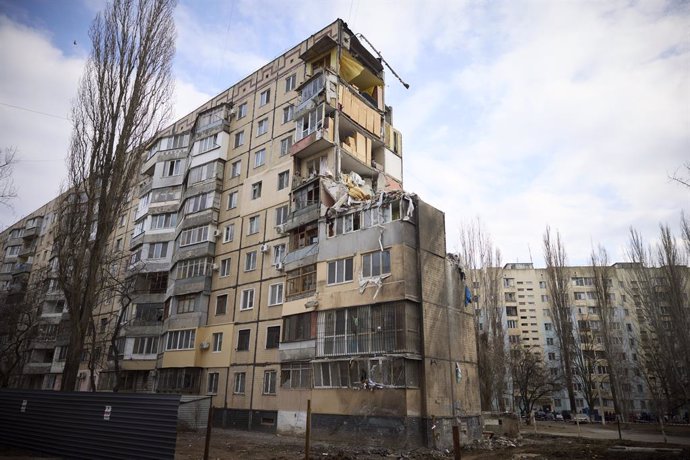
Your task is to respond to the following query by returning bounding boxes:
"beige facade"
[472,262,689,418]
[0,19,479,447]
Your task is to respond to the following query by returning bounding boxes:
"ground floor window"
[158,367,201,394]
[280,362,312,389]
[312,357,419,389]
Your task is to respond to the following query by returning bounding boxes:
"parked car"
[572,414,591,423]
[535,411,547,421]
[545,412,555,421]
[555,413,564,421]
[560,410,572,421]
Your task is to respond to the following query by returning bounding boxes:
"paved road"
[531,421,690,446]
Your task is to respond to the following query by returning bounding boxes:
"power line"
[0,101,71,121]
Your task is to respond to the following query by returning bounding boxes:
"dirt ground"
[175,427,690,460]
[2,424,688,459]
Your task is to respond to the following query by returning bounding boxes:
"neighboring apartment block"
[0,20,480,447]
[473,262,689,419]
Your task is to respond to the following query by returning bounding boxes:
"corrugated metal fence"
[178,395,211,431]
[0,389,180,460]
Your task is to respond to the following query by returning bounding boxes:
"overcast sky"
[0,0,687,266]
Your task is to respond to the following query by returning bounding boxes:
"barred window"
[317,303,419,357]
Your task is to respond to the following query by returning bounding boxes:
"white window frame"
[248,216,260,235]
[165,329,196,350]
[237,102,247,119]
[234,131,244,148]
[259,89,270,106]
[212,332,223,352]
[234,372,246,394]
[241,288,255,310]
[285,74,296,92]
[263,370,277,395]
[362,250,391,278]
[254,148,266,168]
[280,136,293,156]
[163,159,181,177]
[277,171,289,190]
[223,223,235,243]
[227,191,238,209]
[272,243,286,266]
[327,257,354,285]
[251,182,262,199]
[231,160,241,177]
[207,372,219,394]
[268,283,284,306]
[282,105,294,124]
[275,206,288,226]
[219,258,231,277]
[245,251,257,271]
[257,118,268,136]
[198,134,217,153]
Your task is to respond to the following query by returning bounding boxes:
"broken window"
[290,223,318,250]
[281,362,312,389]
[295,104,324,141]
[312,357,418,389]
[292,181,319,212]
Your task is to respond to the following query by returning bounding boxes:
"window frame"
[268,283,284,306]
[240,288,255,310]
[212,332,223,352]
[277,171,290,191]
[259,89,271,107]
[216,294,228,315]
[263,370,277,395]
[237,329,251,351]
[327,257,354,285]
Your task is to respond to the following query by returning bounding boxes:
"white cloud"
[0,16,84,227]
[172,79,214,122]
[399,1,689,265]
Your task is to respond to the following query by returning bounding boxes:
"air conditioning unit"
[199,342,210,350]
[212,263,219,271]
[260,244,270,253]
[213,229,221,238]
[276,262,284,271]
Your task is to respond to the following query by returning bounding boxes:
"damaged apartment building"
[0,19,480,446]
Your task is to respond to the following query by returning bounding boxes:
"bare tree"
[0,269,46,387]
[458,218,507,411]
[543,226,577,413]
[590,246,627,421]
[572,315,599,415]
[0,147,17,206]
[55,0,175,391]
[626,220,690,417]
[670,162,690,189]
[510,346,562,420]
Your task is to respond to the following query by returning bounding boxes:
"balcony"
[21,226,39,240]
[12,262,32,275]
[18,245,36,258]
[290,126,334,159]
[24,362,51,374]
